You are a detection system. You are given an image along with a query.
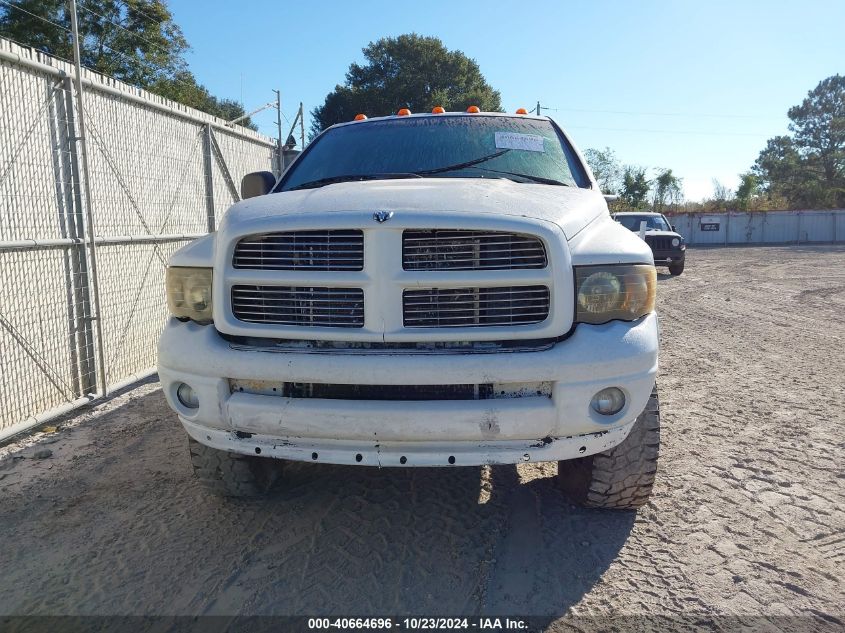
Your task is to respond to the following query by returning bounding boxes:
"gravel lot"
[1,245,843,629]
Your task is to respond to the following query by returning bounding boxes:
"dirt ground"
[1,245,843,629]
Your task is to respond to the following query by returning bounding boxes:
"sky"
[169,0,845,201]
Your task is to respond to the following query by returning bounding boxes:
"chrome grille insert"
[233,230,364,271]
[402,230,547,270]
[403,286,550,328]
[232,286,364,327]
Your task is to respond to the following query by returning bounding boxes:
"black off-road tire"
[557,386,660,510]
[187,436,281,497]
[668,262,685,276]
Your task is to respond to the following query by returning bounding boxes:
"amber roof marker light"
[432,106,445,114]
[466,105,480,113]
[515,108,528,115]
[397,108,412,116]
[354,114,367,121]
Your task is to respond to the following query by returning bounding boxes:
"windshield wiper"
[288,172,423,191]
[417,149,511,175]
[467,166,569,186]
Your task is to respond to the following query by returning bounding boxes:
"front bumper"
[157,313,659,467]
[652,249,685,266]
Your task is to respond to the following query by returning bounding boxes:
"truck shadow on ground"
[0,390,637,622]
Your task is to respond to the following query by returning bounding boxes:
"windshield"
[616,215,671,231]
[277,115,590,191]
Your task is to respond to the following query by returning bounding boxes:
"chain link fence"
[0,38,275,440]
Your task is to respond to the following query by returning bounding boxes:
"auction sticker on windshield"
[494,132,545,152]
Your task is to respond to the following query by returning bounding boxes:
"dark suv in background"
[613,212,686,276]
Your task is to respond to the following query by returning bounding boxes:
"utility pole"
[68,0,107,397]
[273,89,283,175]
[299,102,305,149]
[535,101,551,116]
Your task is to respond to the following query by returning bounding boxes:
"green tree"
[0,0,253,127]
[619,166,651,209]
[750,75,845,208]
[651,168,683,213]
[788,74,845,191]
[310,34,502,137]
[584,147,622,194]
[151,71,255,127]
[706,178,732,211]
[734,172,759,211]
[752,135,823,207]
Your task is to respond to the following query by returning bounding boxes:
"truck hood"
[219,178,607,240]
[641,230,683,239]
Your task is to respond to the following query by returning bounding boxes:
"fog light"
[591,387,625,415]
[176,383,199,409]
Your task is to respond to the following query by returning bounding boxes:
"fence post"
[69,0,108,397]
[61,74,97,395]
[202,124,216,232]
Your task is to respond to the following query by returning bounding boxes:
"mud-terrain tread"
[187,437,280,497]
[558,386,660,510]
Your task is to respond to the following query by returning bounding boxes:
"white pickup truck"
[158,110,660,509]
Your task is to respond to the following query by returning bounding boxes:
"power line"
[1,0,177,82]
[113,0,167,29]
[0,0,71,33]
[2,0,272,129]
[77,1,174,58]
[564,124,769,138]
[556,106,782,120]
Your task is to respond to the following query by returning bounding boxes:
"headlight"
[166,267,213,323]
[575,264,656,325]
[672,238,680,247]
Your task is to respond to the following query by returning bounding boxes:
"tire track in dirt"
[0,245,843,624]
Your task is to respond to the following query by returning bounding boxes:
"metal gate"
[0,39,275,440]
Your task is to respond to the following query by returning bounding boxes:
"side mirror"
[671,225,676,231]
[241,171,276,199]
[603,194,619,202]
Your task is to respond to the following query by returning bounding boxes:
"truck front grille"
[231,286,364,327]
[403,286,550,328]
[233,230,364,271]
[644,235,673,250]
[402,230,547,270]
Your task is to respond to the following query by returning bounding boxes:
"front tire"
[557,386,660,510]
[668,262,684,276]
[187,437,281,497]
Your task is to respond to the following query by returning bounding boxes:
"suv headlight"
[166,267,213,323]
[575,264,656,325]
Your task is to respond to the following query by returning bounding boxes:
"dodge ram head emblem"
[373,211,394,223]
